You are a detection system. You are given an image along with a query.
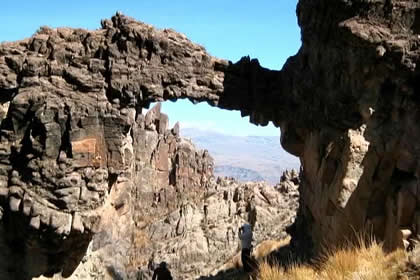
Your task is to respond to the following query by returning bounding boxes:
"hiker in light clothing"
[239,223,254,272]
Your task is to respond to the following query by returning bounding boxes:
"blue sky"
[1,0,301,136]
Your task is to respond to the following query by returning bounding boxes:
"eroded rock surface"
[284,0,420,255]
[3,0,420,278]
[33,108,299,280]
[0,13,276,279]
[69,174,298,280]
[138,172,299,280]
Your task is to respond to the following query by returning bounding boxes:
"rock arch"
[1,0,420,277]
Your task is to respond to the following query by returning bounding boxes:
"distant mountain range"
[181,128,300,185]
[214,165,265,182]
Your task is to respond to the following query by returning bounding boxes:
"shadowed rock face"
[1,0,420,278]
[284,0,420,255]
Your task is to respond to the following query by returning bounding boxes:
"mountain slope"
[214,165,265,182]
[181,128,300,184]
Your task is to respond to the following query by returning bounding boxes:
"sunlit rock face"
[29,104,299,280]
[2,0,420,277]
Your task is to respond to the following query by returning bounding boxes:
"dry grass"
[253,236,291,259]
[126,229,151,270]
[258,238,407,280]
[132,229,150,249]
[214,237,292,274]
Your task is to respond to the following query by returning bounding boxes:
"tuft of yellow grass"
[126,229,151,270]
[253,236,291,259]
[259,262,317,280]
[215,237,292,273]
[258,238,407,280]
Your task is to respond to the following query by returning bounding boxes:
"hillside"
[181,128,300,185]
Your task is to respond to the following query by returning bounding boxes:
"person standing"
[239,223,254,273]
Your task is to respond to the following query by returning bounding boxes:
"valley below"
[181,128,300,185]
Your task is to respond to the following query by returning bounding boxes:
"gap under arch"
[145,99,300,185]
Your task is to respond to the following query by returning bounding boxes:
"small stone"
[72,213,84,234]
[9,197,21,212]
[51,212,72,236]
[9,186,24,197]
[30,202,43,217]
[401,229,412,240]
[172,122,180,137]
[40,213,50,226]
[22,194,32,216]
[403,239,410,249]
[58,151,67,163]
[29,216,41,230]
[376,45,386,57]
[0,188,8,199]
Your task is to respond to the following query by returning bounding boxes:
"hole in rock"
[145,99,300,185]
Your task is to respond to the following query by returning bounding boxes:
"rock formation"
[2,0,420,278]
[136,172,298,280]
[33,107,299,280]
[0,13,270,279]
[284,0,420,255]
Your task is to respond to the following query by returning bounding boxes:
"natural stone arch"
[1,0,420,277]
[0,13,287,279]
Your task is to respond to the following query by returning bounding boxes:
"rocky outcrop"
[283,0,420,255]
[31,104,213,280]
[138,173,298,280]
[33,108,299,280]
[3,0,420,277]
[214,165,265,183]
[0,13,274,279]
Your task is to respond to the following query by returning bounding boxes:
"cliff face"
[2,0,420,278]
[283,0,420,254]
[68,173,298,280]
